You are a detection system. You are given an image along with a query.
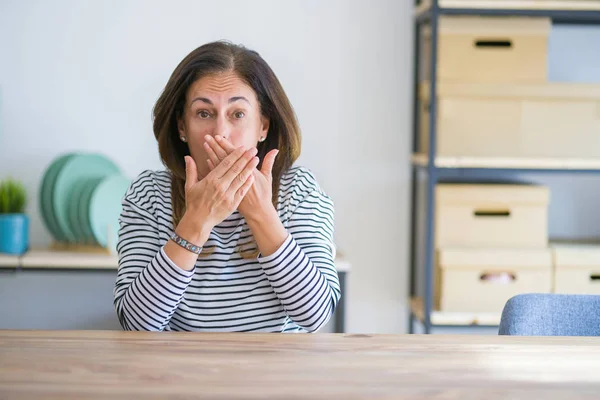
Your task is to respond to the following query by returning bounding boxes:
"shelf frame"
[410,297,501,328]
[416,1,600,24]
[411,154,600,176]
[408,0,600,334]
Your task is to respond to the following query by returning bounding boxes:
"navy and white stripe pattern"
[114,166,340,332]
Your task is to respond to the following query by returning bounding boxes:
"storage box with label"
[419,82,600,159]
[436,248,553,313]
[422,16,550,84]
[553,244,600,295]
[436,184,549,248]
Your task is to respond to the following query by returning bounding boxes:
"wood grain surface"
[1,330,600,399]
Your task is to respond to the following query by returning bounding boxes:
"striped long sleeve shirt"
[113,166,341,332]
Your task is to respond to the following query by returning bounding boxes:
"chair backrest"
[498,293,600,336]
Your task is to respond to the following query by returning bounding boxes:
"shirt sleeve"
[257,169,341,332]
[113,171,195,331]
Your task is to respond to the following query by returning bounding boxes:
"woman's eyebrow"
[189,96,250,106]
[190,97,213,106]
[229,96,250,105]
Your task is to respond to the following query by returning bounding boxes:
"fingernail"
[205,135,212,141]
[250,147,258,155]
[215,135,222,141]
[184,156,189,166]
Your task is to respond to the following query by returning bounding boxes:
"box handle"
[590,274,600,282]
[480,272,516,284]
[474,209,511,218]
[474,39,513,49]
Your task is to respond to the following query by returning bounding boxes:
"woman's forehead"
[188,72,257,104]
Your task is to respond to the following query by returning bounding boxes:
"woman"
[114,41,340,332]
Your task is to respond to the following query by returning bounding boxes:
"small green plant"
[0,178,27,214]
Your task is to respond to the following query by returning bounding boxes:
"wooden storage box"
[553,244,600,295]
[436,248,553,313]
[436,184,549,248]
[422,16,550,84]
[419,82,600,159]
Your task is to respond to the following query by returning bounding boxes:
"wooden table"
[1,331,600,399]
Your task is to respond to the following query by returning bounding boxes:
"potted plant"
[0,178,28,255]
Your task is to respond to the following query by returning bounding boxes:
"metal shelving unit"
[409,0,600,334]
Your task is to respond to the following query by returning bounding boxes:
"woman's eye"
[197,110,211,119]
[234,111,245,119]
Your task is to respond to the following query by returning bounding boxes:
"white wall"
[0,0,413,333]
[543,24,600,240]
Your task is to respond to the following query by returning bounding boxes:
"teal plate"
[67,177,95,244]
[52,154,121,243]
[39,153,76,242]
[78,177,104,245]
[89,174,131,248]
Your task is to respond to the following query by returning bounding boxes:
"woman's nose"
[214,117,231,139]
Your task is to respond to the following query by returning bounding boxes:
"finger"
[260,149,279,177]
[205,135,228,161]
[234,173,255,205]
[184,156,198,192]
[203,141,221,168]
[207,159,215,171]
[215,135,237,153]
[221,147,258,185]
[228,155,259,194]
[211,146,248,179]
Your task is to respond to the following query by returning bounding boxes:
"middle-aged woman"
[114,41,341,332]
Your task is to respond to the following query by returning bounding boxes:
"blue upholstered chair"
[498,293,600,336]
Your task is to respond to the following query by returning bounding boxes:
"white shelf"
[417,0,600,14]
[2,249,351,272]
[333,258,351,273]
[20,250,119,270]
[412,154,600,170]
[411,297,501,326]
[0,253,20,268]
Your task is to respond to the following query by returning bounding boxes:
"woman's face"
[177,71,269,178]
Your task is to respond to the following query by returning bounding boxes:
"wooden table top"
[1,331,600,399]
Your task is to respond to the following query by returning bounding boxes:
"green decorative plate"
[78,177,104,245]
[89,174,131,248]
[52,154,121,243]
[67,177,94,244]
[39,153,76,242]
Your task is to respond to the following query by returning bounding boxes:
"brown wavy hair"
[153,41,302,231]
